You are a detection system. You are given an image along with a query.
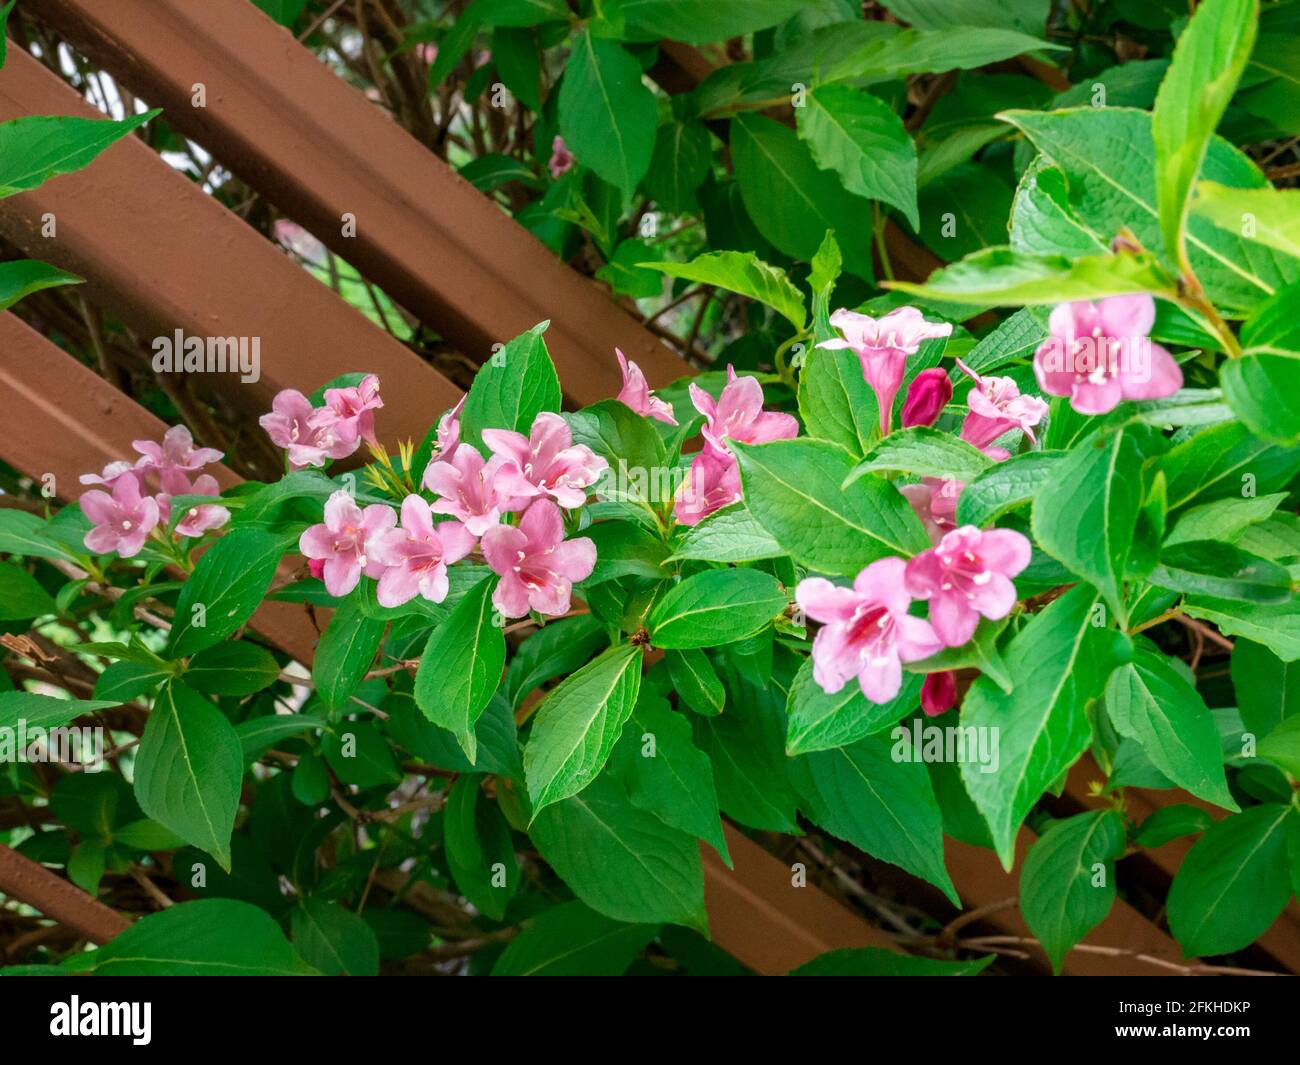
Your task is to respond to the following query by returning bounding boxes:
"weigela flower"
[904,525,1031,648]
[796,558,943,704]
[1033,294,1182,415]
[369,495,476,608]
[689,366,798,456]
[482,412,607,510]
[616,349,677,425]
[81,475,161,558]
[132,425,223,476]
[481,499,595,619]
[548,135,575,179]
[170,473,231,538]
[259,389,360,470]
[956,359,1047,454]
[424,444,513,536]
[298,490,396,597]
[818,307,952,433]
[319,374,383,448]
[901,478,961,543]
[921,671,958,717]
[673,447,742,527]
[79,459,142,490]
[900,368,953,429]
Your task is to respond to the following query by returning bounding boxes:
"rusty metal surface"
[0,843,132,945]
[35,0,686,397]
[0,47,462,450]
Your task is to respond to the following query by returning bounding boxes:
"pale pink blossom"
[319,374,383,448]
[259,389,360,470]
[689,366,798,457]
[956,359,1047,454]
[901,478,961,543]
[818,307,952,434]
[616,348,677,425]
[1033,294,1182,415]
[369,495,476,608]
[673,448,742,527]
[81,476,160,558]
[273,220,327,266]
[482,412,607,509]
[921,671,958,717]
[900,368,952,429]
[79,460,142,490]
[481,499,595,619]
[549,135,575,179]
[904,525,1031,648]
[424,444,513,536]
[796,558,943,703]
[170,474,231,538]
[132,425,223,475]
[298,490,396,597]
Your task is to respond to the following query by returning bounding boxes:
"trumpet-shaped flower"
[424,444,512,536]
[482,412,607,509]
[481,499,595,619]
[956,359,1047,454]
[81,476,160,558]
[689,366,798,456]
[616,349,677,425]
[298,490,396,597]
[370,495,477,608]
[673,447,742,527]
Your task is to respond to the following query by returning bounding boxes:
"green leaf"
[1105,642,1237,810]
[1167,803,1294,957]
[506,613,608,707]
[785,657,922,755]
[647,568,786,649]
[0,509,79,561]
[733,438,930,576]
[0,691,119,731]
[322,719,401,788]
[0,561,57,620]
[1150,539,1292,603]
[235,714,327,762]
[1166,492,1286,544]
[665,648,724,716]
[68,899,314,976]
[291,897,379,976]
[585,520,669,584]
[792,732,958,904]
[0,110,159,199]
[313,601,386,710]
[1032,426,1144,622]
[790,948,994,976]
[1002,107,1298,315]
[610,0,809,44]
[643,120,711,214]
[1152,0,1258,275]
[1194,180,1300,261]
[799,336,877,456]
[459,322,562,451]
[414,577,504,764]
[1258,715,1300,778]
[1184,595,1300,662]
[960,586,1132,868]
[565,399,666,485]
[846,425,992,486]
[1159,421,1300,512]
[113,819,187,852]
[185,641,280,696]
[93,661,171,703]
[668,503,785,563]
[885,246,1175,306]
[1231,638,1300,739]
[821,27,1065,86]
[731,113,875,280]
[643,251,806,331]
[530,771,706,930]
[558,31,656,193]
[524,643,643,815]
[615,692,730,865]
[443,776,520,921]
[1019,810,1126,974]
[490,900,656,976]
[1134,804,1214,849]
[1221,353,1300,445]
[133,681,243,871]
[253,0,308,26]
[166,529,286,658]
[798,85,918,231]
[479,0,569,27]
[955,450,1064,527]
[0,259,81,311]
[0,0,14,68]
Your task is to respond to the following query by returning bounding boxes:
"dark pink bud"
[308,558,326,581]
[921,671,958,717]
[900,368,953,428]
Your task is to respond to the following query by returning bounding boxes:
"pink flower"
[370,495,477,608]
[425,444,512,536]
[689,366,798,457]
[319,374,383,448]
[904,525,1031,648]
[818,307,952,434]
[956,359,1048,454]
[1033,294,1182,415]
[549,135,575,180]
[132,425,223,475]
[795,558,943,703]
[481,499,595,619]
[298,490,397,597]
[170,473,231,538]
[79,460,142,490]
[616,348,677,425]
[673,447,742,526]
[901,478,961,543]
[273,220,327,266]
[259,389,360,470]
[482,412,607,510]
[308,558,325,581]
[900,368,953,428]
[921,671,958,717]
[81,476,160,558]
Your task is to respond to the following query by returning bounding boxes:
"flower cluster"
[259,374,383,471]
[79,426,230,558]
[290,394,604,620]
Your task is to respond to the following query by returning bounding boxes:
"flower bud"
[921,670,958,717]
[900,368,953,428]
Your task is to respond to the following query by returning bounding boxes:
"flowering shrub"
[2,0,1300,978]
